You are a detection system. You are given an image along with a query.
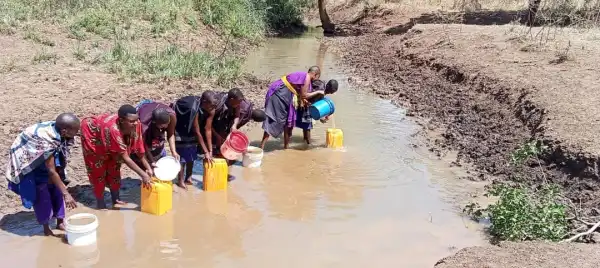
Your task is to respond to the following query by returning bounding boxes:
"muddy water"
[0,32,486,267]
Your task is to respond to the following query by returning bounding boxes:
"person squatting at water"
[80,105,153,209]
[134,100,179,166]
[260,66,324,150]
[212,88,266,165]
[296,79,339,145]
[172,92,217,189]
[6,113,80,236]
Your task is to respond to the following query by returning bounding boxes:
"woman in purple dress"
[260,66,323,150]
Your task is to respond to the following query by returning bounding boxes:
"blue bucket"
[309,98,335,120]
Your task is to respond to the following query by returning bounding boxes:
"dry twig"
[561,220,600,243]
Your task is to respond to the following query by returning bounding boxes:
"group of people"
[4,65,338,237]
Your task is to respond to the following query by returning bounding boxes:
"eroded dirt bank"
[320,3,600,267]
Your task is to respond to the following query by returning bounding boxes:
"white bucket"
[154,156,181,181]
[242,146,263,168]
[66,213,99,247]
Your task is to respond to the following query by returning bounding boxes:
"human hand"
[146,168,154,177]
[204,153,214,164]
[141,174,153,189]
[64,193,77,210]
[172,153,180,161]
[301,98,309,106]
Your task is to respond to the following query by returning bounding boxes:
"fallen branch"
[561,220,600,243]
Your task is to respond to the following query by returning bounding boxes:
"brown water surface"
[0,31,486,267]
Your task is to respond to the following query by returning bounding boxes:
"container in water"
[66,213,99,246]
[309,97,335,120]
[242,146,264,168]
[141,178,173,216]
[203,158,228,191]
[326,128,344,149]
[220,131,249,160]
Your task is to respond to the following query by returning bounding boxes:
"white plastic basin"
[154,156,181,181]
[66,213,98,247]
[242,146,263,168]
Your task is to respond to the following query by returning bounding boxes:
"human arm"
[212,127,225,148]
[231,106,241,132]
[167,113,179,160]
[299,75,312,104]
[46,156,77,209]
[205,110,214,158]
[142,136,155,167]
[193,114,212,161]
[121,152,152,188]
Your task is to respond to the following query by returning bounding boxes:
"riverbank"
[0,0,277,219]
[318,1,600,266]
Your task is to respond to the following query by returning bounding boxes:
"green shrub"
[257,0,310,32]
[194,0,266,40]
[465,183,568,242]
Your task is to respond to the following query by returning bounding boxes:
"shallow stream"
[0,31,486,267]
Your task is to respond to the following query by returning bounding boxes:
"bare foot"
[112,199,128,209]
[96,201,107,210]
[185,179,194,185]
[43,225,55,236]
[56,219,66,231]
[177,181,188,189]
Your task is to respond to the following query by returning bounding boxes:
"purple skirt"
[176,146,198,163]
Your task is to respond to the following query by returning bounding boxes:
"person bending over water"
[81,105,153,209]
[212,88,266,150]
[212,88,266,168]
[172,92,217,189]
[6,113,80,236]
[134,101,178,165]
[260,66,323,150]
[296,79,339,145]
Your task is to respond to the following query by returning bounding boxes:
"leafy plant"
[510,140,548,166]
[465,183,568,242]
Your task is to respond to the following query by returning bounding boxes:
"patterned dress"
[80,114,145,198]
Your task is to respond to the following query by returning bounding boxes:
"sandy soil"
[434,241,600,268]
[0,24,268,219]
[317,1,600,267]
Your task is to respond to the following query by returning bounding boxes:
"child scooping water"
[296,79,339,145]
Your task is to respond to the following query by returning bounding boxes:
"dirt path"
[317,1,600,267]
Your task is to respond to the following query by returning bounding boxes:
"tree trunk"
[318,0,335,34]
[527,0,542,26]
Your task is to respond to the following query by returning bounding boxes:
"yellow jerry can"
[141,178,173,216]
[326,128,344,149]
[203,158,228,191]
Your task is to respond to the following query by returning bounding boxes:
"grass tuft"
[24,30,55,46]
[32,50,59,64]
[104,43,242,84]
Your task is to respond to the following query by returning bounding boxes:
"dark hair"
[118,105,137,118]
[228,88,245,101]
[308,66,320,74]
[325,79,339,94]
[201,91,217,105]
[152,108,171,125]
[311,79,325,91]
[251,109,266,122]
[55,113,80,130]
